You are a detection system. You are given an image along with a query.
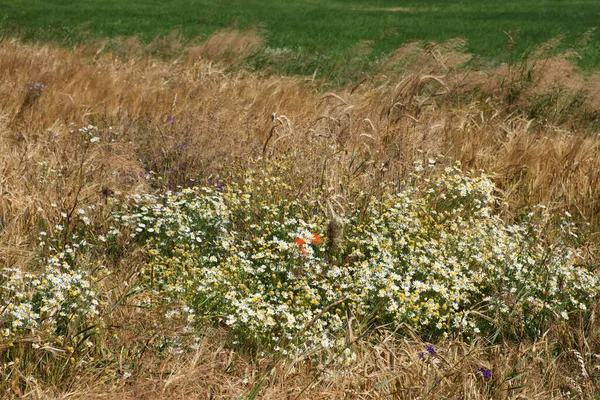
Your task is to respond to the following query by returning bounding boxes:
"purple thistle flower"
[426,345,436,355]
[478,366,492,379]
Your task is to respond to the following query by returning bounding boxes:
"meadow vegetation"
[1,26,600,398]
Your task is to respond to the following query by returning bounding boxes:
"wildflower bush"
[108,162,600,357]
[115,173,334,353]
[3,161,597,363]
[0,241,105,349]
[344,162,595,340]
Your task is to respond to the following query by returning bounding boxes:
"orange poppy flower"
[311,233,321,244]
[294,237,305,246]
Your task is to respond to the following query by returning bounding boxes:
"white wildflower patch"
[0,245,106,347]
[344,165,597,338]
[17,163,594,360]
[109,164,600,357]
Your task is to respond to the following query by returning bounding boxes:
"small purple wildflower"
[418,352,425,359]
[426,345,436,355]
[216,184,224,192]
[167,115,175,123]
[478,367,492,379]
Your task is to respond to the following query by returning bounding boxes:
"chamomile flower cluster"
[344,163,598,338]
[111,163,599,355]
[115,174,338,353]
[0,246,105,343]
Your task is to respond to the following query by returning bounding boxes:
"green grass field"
[2,0,600,79]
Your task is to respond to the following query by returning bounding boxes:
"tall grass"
[1,35,600,398]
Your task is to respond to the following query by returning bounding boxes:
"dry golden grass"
[15,331,600,399]
[1,32,600,398]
